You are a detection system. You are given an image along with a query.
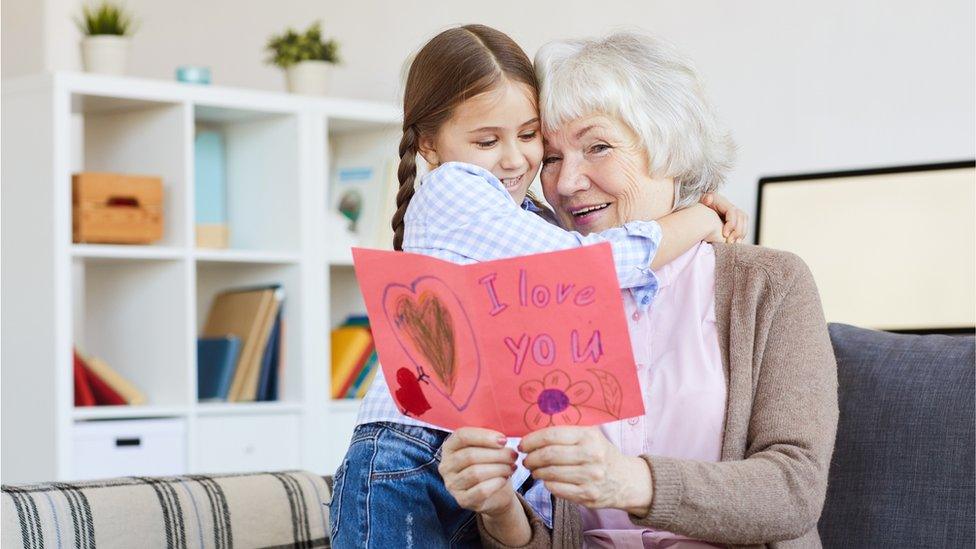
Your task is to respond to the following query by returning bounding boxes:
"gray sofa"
[819,324,975,547]
[3,324,973,548]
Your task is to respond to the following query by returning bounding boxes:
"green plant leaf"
[76,1,134,36]
[265,21,340,68]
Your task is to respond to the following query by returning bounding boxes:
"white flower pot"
[285,61,331,95]
[81,35,130,75]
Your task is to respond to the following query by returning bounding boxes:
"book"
[84,362,127,406]
[73,351,96,407]
[83,355,147,405]
[241,287,284,401]
[345,350,378,398]
[256,309,282,402]
[335,340,374,399]
[202,285,279,402]
[194,130,229,248]
[330,325,373,399]
[197,336,241,401]
[354,359,380,399]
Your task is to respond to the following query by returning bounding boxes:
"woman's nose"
[556,157,589,195]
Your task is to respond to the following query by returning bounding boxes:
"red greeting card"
[352,244,644,436]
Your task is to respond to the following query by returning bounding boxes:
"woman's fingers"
[522,443,589,469]
[442,427,506,453]
[445,462,516,491]
[453,476,510,511]
[530,464,599,485]
[519,426,588,453]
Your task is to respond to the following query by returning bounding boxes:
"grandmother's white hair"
[535,32,736,209]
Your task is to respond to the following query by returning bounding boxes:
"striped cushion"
[2,471,331,548]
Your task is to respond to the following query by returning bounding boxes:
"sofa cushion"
[820,323,975,548]
[2,470,331,548]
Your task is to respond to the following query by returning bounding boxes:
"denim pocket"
[328,456,349,541]
[369,425,444,480]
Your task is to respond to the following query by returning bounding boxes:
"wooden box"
[73,172,164,244]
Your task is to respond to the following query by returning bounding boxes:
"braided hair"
[391,24,539,251]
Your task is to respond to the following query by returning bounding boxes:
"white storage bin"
[72,417,186,480]
[194,414,300,473]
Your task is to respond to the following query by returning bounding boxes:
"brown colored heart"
[395,291,457,393]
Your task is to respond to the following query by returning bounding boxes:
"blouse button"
[628,418,640,426]
[632,312,640,321]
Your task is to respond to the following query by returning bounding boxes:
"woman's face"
[540,114,674,234]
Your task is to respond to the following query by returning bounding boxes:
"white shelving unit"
[1,72,400,484]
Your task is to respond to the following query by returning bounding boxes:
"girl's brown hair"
[391,24,540,251]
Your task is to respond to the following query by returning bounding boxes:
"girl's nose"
[499,140,526,171]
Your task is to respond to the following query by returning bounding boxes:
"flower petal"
[565,381,594,405]
[551,405,582,426]
[519,380,545,404]
[543,369,571,392]
[523,404,552,431]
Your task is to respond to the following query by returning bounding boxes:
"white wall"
[4,0,974,225]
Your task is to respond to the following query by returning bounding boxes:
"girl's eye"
[588,143,612,154]
[519,131,538,141]
[476,139,498,148]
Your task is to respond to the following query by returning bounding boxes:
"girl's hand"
[520,426,653,515]
[701,193,749,243]
[438,427,520,518]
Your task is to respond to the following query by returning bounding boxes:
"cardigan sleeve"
[630,253,839,544]
[476,493,553,549]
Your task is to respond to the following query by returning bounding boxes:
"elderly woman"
[438,32,838,548]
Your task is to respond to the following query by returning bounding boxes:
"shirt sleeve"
[406,162,661,304]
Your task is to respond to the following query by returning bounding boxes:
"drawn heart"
[382,276,481,412]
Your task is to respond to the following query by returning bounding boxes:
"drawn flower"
[520,369,593,431]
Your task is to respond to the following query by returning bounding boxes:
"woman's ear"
[417,135,439,167]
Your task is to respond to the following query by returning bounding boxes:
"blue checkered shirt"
[354,161,662,524]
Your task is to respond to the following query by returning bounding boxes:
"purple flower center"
[537,388,570,415]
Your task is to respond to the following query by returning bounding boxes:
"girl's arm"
[651,203,723,269]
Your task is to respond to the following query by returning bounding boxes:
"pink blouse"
[579,242,728,549]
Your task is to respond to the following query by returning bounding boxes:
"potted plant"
[266,22,340,95]
[75,1,135,75]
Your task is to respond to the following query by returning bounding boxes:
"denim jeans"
[328,422,480,548]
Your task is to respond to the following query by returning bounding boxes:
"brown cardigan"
[479,243,839,548]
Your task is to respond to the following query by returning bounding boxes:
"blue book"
[194,131,227,225]
[257,309,282,402]
[198,336,241,401]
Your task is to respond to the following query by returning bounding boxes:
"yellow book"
[331,326,372,399]
[84,356,148,405]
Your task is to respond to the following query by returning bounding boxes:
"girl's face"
[540,113,674,234]
[421,80,542,204]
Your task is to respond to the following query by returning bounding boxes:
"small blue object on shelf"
[197,335,241,401]
[176,65,212,85]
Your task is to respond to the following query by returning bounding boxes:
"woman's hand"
[520,426,653,516]
[701,192,749,243]
[438,427,519,518]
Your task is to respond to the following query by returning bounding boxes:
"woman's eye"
[476,139,498,148]
[542,156,561,166]
[588,143,612,154]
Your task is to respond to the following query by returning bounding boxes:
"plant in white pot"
[76,1,135,75]
[266,22,340,95]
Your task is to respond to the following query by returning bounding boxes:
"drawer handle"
[116,437,141,447]
[106,196,141,208]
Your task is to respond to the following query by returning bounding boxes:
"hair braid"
[391,125,418,251]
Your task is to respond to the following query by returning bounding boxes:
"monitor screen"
[757,161,975,332]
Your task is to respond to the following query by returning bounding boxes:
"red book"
[84,363,127,405]
[73,351,96,406]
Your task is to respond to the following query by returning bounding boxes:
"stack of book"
[74,350,147,406]
[331,315,379,400]
[198,284,284,402]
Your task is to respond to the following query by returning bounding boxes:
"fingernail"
[510,463,517,471]
[517,442,524,452]
[497,436,507,446]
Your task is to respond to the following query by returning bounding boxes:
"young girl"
[329,25,746,548]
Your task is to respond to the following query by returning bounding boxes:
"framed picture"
[757,160,975,333]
